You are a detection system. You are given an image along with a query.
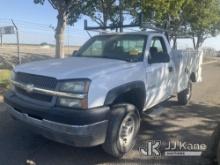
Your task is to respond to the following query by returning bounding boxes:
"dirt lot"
[0,45,79,68]
[0,59,219,165]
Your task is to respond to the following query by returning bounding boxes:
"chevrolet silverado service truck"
[4,31,203,158]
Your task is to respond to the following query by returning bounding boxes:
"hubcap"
[118,115,135,148]
[186,83,192,99]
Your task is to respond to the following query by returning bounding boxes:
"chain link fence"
[1,19,219,70]
[0,19,91,69]
[202,47,220,57]
[0,44,80,68]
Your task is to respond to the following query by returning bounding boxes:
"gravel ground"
[0,59,219,165]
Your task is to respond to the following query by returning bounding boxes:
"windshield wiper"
[75,55,140,63]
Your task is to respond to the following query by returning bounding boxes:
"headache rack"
[84,17,167,34]
[84,15,195,49]
[83,14,170,40]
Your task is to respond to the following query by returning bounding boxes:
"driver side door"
[145,36,172,109]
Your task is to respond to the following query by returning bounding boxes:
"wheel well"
[190,72,196,82]
[112,88,146,112]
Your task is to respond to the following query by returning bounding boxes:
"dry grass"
[0,69,11,93]
[0,70,11,81]
[0,44,80,68]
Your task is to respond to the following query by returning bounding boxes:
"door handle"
[168,66,173,73]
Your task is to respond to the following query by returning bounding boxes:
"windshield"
[76,34,147,62]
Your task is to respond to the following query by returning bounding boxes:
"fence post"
[11,19,21,64]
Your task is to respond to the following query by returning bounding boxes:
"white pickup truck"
[4,31,203,157]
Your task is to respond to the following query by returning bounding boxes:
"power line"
[0,18,91,45]
[0,18,52,27]
[0,19,92,33]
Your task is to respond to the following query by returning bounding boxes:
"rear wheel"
[102,104,140,158]
[177,80,192,105]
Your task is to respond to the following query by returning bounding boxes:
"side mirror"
[163,53,170,63]
[148,57,153,64]
[148,53,170,64]
[72,50,78,56]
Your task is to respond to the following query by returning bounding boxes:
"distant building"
[40,42,51,49]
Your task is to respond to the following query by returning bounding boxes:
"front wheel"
[177,80,192,105]
[217,141,220,165]
[102,104,140,158]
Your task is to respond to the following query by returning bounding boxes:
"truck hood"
[14,57,138,80]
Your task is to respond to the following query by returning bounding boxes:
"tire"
[177,80,192,105]
[102,103,140,158]
[217,141,220,165]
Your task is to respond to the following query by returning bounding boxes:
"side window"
[82,40,103,56]
[151,37,167,53]
[116,39,145,56]
[149,37,170,64]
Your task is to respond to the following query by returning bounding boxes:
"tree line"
[34,0,220,58]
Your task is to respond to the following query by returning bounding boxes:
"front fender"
[104,81,146,105]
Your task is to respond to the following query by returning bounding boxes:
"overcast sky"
[0,0,219,50]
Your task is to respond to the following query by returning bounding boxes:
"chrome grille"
[15,87,53,102]
[15,72,57,89]
[15,72,57,102]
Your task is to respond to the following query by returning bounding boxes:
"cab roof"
[98,31,164,36]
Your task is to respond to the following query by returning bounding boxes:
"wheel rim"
[118,115,136,148]
[186,83,192,100]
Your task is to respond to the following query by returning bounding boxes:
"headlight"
[57,80,90,109]
[57,97,88,109]
[58,97,82,108]
[59,81,89,93]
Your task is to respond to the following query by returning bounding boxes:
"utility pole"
[0,34,2,47]
[119,0,123,32]
[49,25,56,55]
[11,19,21,64]
[67,26,70,55]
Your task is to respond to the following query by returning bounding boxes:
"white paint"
[14,32,202,109]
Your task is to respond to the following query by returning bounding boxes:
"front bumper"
[4,91,110,147]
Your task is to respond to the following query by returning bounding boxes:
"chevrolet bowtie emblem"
[25,84,34,93]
